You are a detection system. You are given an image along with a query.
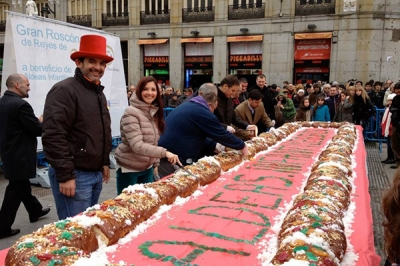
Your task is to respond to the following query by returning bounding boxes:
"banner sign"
[1,12,127,139]
[229,54,262,63]
[296,67,330,73]
[294,39,331,60]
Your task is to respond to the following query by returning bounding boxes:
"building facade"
[0,0,399,89]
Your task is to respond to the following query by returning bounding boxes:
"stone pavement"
[0,142,395,265]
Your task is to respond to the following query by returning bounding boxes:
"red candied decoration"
[37,254,53,261]
[100,204,108,211]
[47,235,57,244]
[86,212,96,217]
[277,251,289,262]
[321,258,336,266]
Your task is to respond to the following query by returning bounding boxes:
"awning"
[227,35,263,42]
[138,39,169,45]
[294,32,332,39]
[180,37,213,43]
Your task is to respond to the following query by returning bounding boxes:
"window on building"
[104,0,128,15]
[186,0,212,12]
[68,0,91,16]
[144,0,168,15]
[296,0,335,15]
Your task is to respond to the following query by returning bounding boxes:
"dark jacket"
[390,95,400,128]
[0,91,42,180]
[42,68,112,182]
[353,95,375,121]
[334,99,354,123]
[324,94,340,122]
[214,88,248,130]
[248,85,275,120]
[159,96,245,165]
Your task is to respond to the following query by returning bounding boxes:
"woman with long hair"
[334,90,354,123]
[114,76,181,194]
[353,86,375,131]
[295,97,311,121]
[382,168,400,265]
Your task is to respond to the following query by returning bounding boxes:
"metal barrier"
[364,107,386,152]
[163,107,174,119]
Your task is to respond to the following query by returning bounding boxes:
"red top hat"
[70,35,114,63]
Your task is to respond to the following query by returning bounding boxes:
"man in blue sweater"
[158,83,248,177]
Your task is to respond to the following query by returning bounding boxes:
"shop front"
[293,32,332,84]
[181,37,213,89]
[227,35,263,87]
[139,39,170,85]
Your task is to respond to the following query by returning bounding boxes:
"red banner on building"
[294,39,331,60]
[296,66,330,73]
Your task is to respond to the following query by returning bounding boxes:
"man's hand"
[241,144,248,157]
[227,126,236,133]
[102,165,110,184]
[246,125,257,131]
[214,143,225,153]
[59,179,76,197]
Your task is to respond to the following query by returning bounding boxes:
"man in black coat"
[0,74,50,239]
[248,74,275,132]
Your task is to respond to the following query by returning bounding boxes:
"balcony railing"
[0,20,5,32]
[182,7,215,23]
[296,0,335,16]
[228,3,265,20]
[67,15,92,27]
[102,12,129,26]
[140,10,170,25]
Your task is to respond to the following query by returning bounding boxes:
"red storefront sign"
[296,66,330,73]
[294,39,331,60]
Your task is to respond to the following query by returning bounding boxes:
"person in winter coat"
[312,93,331,122]
[353,86,375,131]
[168,92,179,108]
[292,89,305,109]
[389,83,400,169]
[334,90,354,123]
[381,93,396,164]
[114,76,181,194]
[276,90,296,122]
[295,97,312,122]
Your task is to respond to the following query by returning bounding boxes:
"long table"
[0,126,381,265]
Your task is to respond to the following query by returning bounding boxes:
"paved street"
[0,142,395,266]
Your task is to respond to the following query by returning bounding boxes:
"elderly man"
[234,89,275,140]
[158,83,248,177]
[42,35,113,219]
[0,74,50,238]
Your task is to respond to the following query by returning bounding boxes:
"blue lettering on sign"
[46,29,80,43]
[16,24,43,38]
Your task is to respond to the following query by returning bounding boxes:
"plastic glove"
[214,143,225,153]
[241,144,248,157]
[246,125,257,130]
[271,120,276,126]
[227,126,236,133]
[268,127,275,132]
[269,127,278,135]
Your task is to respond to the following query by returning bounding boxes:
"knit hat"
[388,93,396,101]
[297,89,305,94]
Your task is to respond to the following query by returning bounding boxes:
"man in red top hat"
[42,35,113,219]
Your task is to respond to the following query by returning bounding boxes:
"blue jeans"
[116,167,153,195]
[49,166,103,220]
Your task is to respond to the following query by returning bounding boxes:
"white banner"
[1,12,127,141]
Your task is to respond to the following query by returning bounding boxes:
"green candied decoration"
[51,246,68,255]
[318,207,328,212]
[293,246,308,253]
[306,251,318,261]
[17,242,35,249]
[55,219,69,229]
[29,255,41,265]
[310,264,317,266]
[300,227,309,235]
[308,214,323,221]
[311,221,322,228]
[60,231,73,240]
